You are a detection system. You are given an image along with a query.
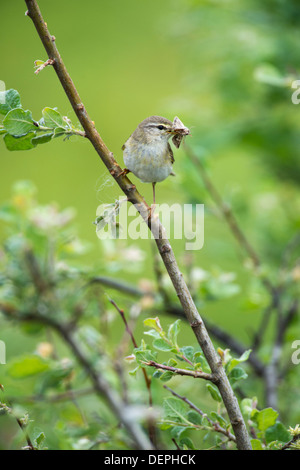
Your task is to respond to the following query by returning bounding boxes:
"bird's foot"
[147,204,158,221]
[119,168,131,177]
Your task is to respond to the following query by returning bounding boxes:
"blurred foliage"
[0,181,297,449]
[167,0,300,184]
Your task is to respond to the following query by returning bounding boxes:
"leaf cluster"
[0,89,84,151]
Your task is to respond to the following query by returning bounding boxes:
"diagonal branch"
[24,0,252,450]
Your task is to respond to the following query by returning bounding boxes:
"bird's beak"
[169,127,190,136]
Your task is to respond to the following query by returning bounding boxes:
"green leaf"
[159,371,174,382]
[227,349,252,373]
[143,329,161,339]
[7,355,49,378]
[128,366,139,377]
[3,108,37,135]
[31,133,53,145]
[134,348,157,366]
[265,422,290,444]
[210,411,227,427]
[179,346,194,362]
[33,431,46,449]
[167,319,181,346]
[53,127,67,138]
[251,408,279,432]
[193,352,210,372]
[206,383,222,402]
[179,437,196,450]
[152,369,163,379]
[228,366,248,384]
[42,107,66,129]
[163,397,189,424]
[152,338,173,351]
[170,425,189,439]
[251,439,263,450]
[167,358,178,367]
[144,317,163,334]
[187,410,202,425]
[4,132,37,151]
[0,89,22,115]
[241,397,257,419]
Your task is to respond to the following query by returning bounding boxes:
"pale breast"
[123,141,173,183]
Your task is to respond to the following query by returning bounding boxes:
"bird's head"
[136,115,190,145]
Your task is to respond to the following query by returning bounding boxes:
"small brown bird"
[122,115,190,209]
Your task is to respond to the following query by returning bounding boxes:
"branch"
[24,0,251,450]
[89,276,149,298]
[145,360,214,381]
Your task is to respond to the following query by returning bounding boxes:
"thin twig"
[145,360,214,381]
[89,276,149,298]
[108,297,153,404]
[108,296,157,446]
[163,385,236,443]
[34,58,55,75]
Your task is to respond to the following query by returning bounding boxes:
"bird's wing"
[168,142,174,164]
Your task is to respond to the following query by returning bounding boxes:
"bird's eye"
[157,125,166,130]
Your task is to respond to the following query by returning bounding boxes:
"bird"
[121,115,190,213]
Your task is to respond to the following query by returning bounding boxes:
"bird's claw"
[119,168,131,177]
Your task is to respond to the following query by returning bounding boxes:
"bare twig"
[34,58,55,75]
[24,0,252,449]
[89,276,149,298]
[108,297,153,405]
[108,297,157,446]
[145,360,214,381]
